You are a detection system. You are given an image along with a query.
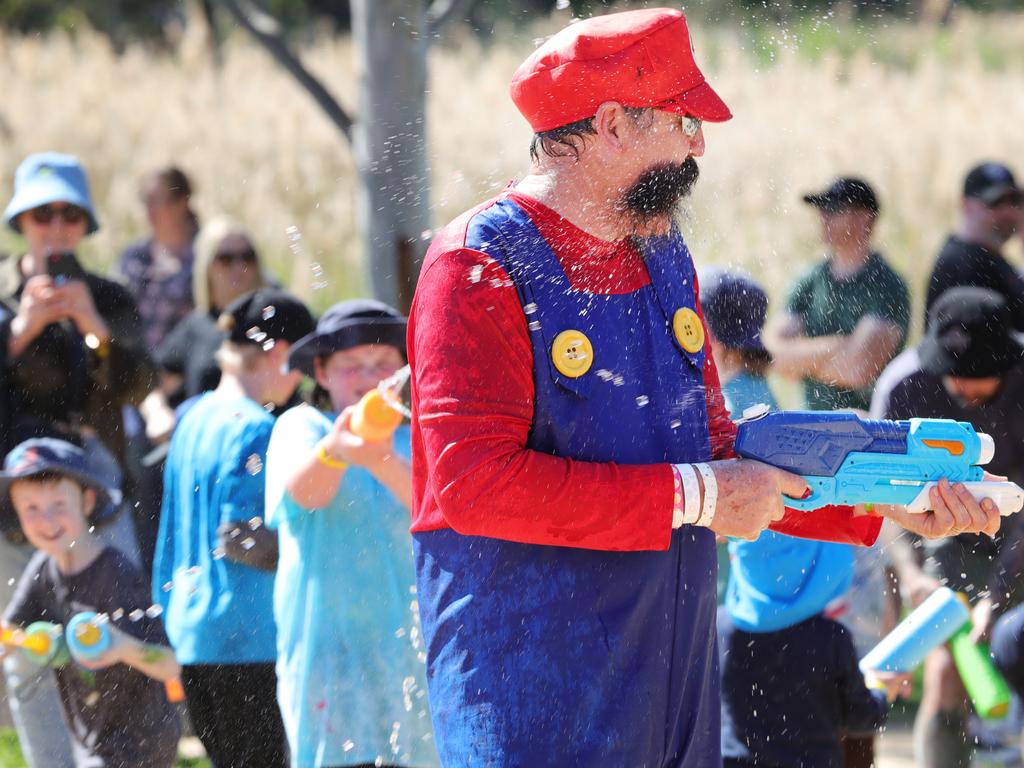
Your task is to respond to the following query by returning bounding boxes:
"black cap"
[0,438,121,522]
[699,269,769,356]
[963,162,1022,206]
[288,299,407,377]
[919,287,1024,378]
[219,289,316,347]
[803,177,880,215]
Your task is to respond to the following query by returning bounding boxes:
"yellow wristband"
[316,442,348,471]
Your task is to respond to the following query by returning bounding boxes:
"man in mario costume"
[408,8,1001,765]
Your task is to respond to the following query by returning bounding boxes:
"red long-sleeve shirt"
[409,191,882,551]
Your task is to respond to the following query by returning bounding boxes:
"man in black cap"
[926,162,1024,331]
[153,288,314,768]
[767,177,910,412]
[871,286,1024,768]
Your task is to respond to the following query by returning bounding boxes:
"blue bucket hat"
[699,268,769,356]
[0,438,121,523]
[4,153,100,234]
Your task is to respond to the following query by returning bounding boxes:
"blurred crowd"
[0,149,1020,768]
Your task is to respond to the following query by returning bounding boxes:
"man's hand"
[881,478,1001,540]
[709,459,809,541]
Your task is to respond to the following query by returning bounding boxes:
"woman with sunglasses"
[141,216,271,441]
[0,152,155,766]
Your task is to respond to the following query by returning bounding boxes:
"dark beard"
[619,158,700,231]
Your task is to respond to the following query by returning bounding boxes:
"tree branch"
[218,0,354,143]
[427,0,477,38]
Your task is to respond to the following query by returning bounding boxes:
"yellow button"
[551,330,594,378]
[673,307,705,353]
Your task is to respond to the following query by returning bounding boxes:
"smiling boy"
[0,438,181,768]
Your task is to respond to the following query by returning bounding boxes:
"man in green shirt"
[768,177,910,412]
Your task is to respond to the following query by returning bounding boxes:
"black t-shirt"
[926,235,1024,331]
[3,548,180,768]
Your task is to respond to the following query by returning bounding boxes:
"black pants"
[181,662,287,768]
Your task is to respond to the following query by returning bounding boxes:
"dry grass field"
[0,9,1023,326]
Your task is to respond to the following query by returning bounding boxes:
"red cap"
[510,8,731,133]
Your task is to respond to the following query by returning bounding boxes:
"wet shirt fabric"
[154,391,278,664]
[926,235,1024,332]
[4,548,181,768]
[785,252,910,411]
[718,611,888,768]
[265,408,438,768]
[409,191,882,767]
[720,373,855,634]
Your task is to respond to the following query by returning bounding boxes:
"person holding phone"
[0,152,154,766]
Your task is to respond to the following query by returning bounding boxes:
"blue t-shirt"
[265,405,438,768]
[153,391,278,664]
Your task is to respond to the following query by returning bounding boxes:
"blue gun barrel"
[734,411,994,512]
[860,586,969,673]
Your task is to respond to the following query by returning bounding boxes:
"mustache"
[619,158,700,225]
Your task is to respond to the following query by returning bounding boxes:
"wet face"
[942,375,1002,407]
[617,110,705,232]
[208,232,261,310]
[10,478,95,558]
[17,203,88,258]
[314,344,405,412]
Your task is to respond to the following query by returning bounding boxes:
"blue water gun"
[734,408,1024,514]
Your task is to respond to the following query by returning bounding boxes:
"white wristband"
[694,463,718,527]
[673,464,701,527]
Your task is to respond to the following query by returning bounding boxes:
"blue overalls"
[414,199,720,767]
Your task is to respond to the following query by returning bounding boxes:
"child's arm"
[76,625,181,683]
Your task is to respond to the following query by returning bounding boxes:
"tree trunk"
[350,0,431,313]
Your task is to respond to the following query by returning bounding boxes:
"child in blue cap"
[701,269,905,767]
[0,438,181,768]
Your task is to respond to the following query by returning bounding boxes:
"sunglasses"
[29,204,87,226]
[214,248,258,267]
[678,115,703,139]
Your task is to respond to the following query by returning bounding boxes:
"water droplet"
[111,608,125,621]
[248,517,263,530]
[523,302,538,315]
[262,339,276,352]
[420,229,433,241]
[263,402,275,411]
[468,264,484,283]
[162,581,173,592]
[555,0,570,8]
[670,419,682,429]
[245,326,264,341]
[246,454,264,475]
[241,537,256,551]
[342,740,355,752]
[261,305,276,320]
[212,547,227,560]
[186,565,202,577]
[146,604,163,619]
[128,609,144,622]
[394,627,407,638]
[6,578,13,587]
[527,320,541,331]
